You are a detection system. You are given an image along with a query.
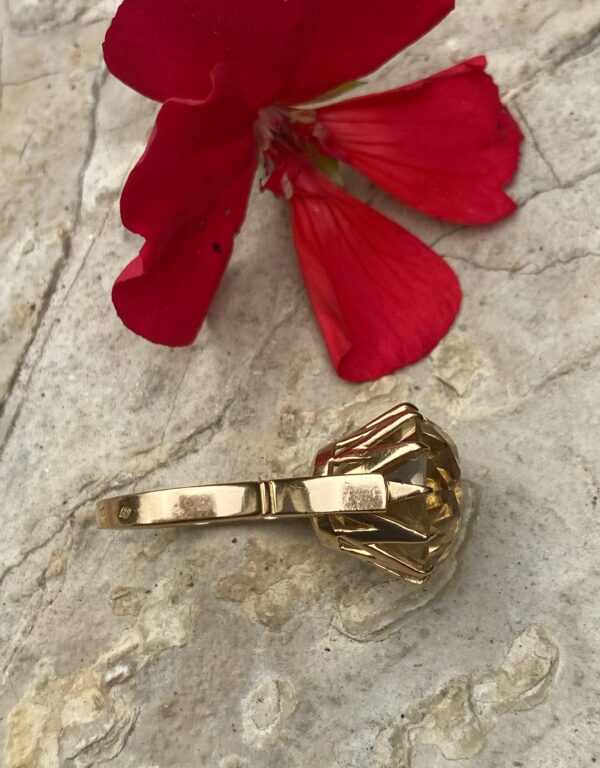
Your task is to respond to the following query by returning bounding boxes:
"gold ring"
[97,403,461,583]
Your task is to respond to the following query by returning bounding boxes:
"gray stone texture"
[1,1,599,766]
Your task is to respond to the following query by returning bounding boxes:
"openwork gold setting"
[97,403,461,583]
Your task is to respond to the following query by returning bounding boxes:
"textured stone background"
[1,1,599,766]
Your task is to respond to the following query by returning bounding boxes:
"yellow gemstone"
[312,404,461,582]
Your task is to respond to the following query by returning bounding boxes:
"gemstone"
[312,403,461,583]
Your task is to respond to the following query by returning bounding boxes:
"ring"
[97,403,461,583]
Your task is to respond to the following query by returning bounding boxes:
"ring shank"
[96,474,389,529]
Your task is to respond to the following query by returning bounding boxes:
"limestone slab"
[1,1,599,767]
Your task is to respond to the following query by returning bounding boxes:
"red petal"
[113,67,257,346]
[104,0,319,107]
[280,0,453,104]
[113,170,254,346]
[315,57,523,224]
[272,158,461,382]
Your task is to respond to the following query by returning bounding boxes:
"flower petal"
[121,66,256,236]
[315,57,523,224]
[113,170,254,346]
[268,158,461,382]
[104,0,319,106]
[113,67,257,346]
[280,0,453,104]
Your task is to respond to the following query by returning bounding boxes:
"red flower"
[104,0,522,382]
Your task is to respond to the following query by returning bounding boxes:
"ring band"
[97,403,461,583]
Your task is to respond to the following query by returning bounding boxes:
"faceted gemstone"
[312,403,461,583]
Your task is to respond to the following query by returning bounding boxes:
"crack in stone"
[3,69,61,86]
[531,342,600,395]
[552,21,600,70]
[434,374,462,397]
[513,103,561,186]
[519,162,600,208]
[429,162,600,257]
[446,250,600,276]
[0,195,115,465]
[561,162,600,191]
[528,8,561,37]
[245,288,306,375]
[488,343,600,425]
[0,392,236,601]
[158,350,194,454]
[505,20,600,102]
[0,232,70,458]
[132,392,238,487]
[0,59,108,458]
[0,525,74,680]
[427,226,465,250]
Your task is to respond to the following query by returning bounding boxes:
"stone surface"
[1,2,599,766]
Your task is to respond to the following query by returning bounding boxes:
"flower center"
[254,105,317,156]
